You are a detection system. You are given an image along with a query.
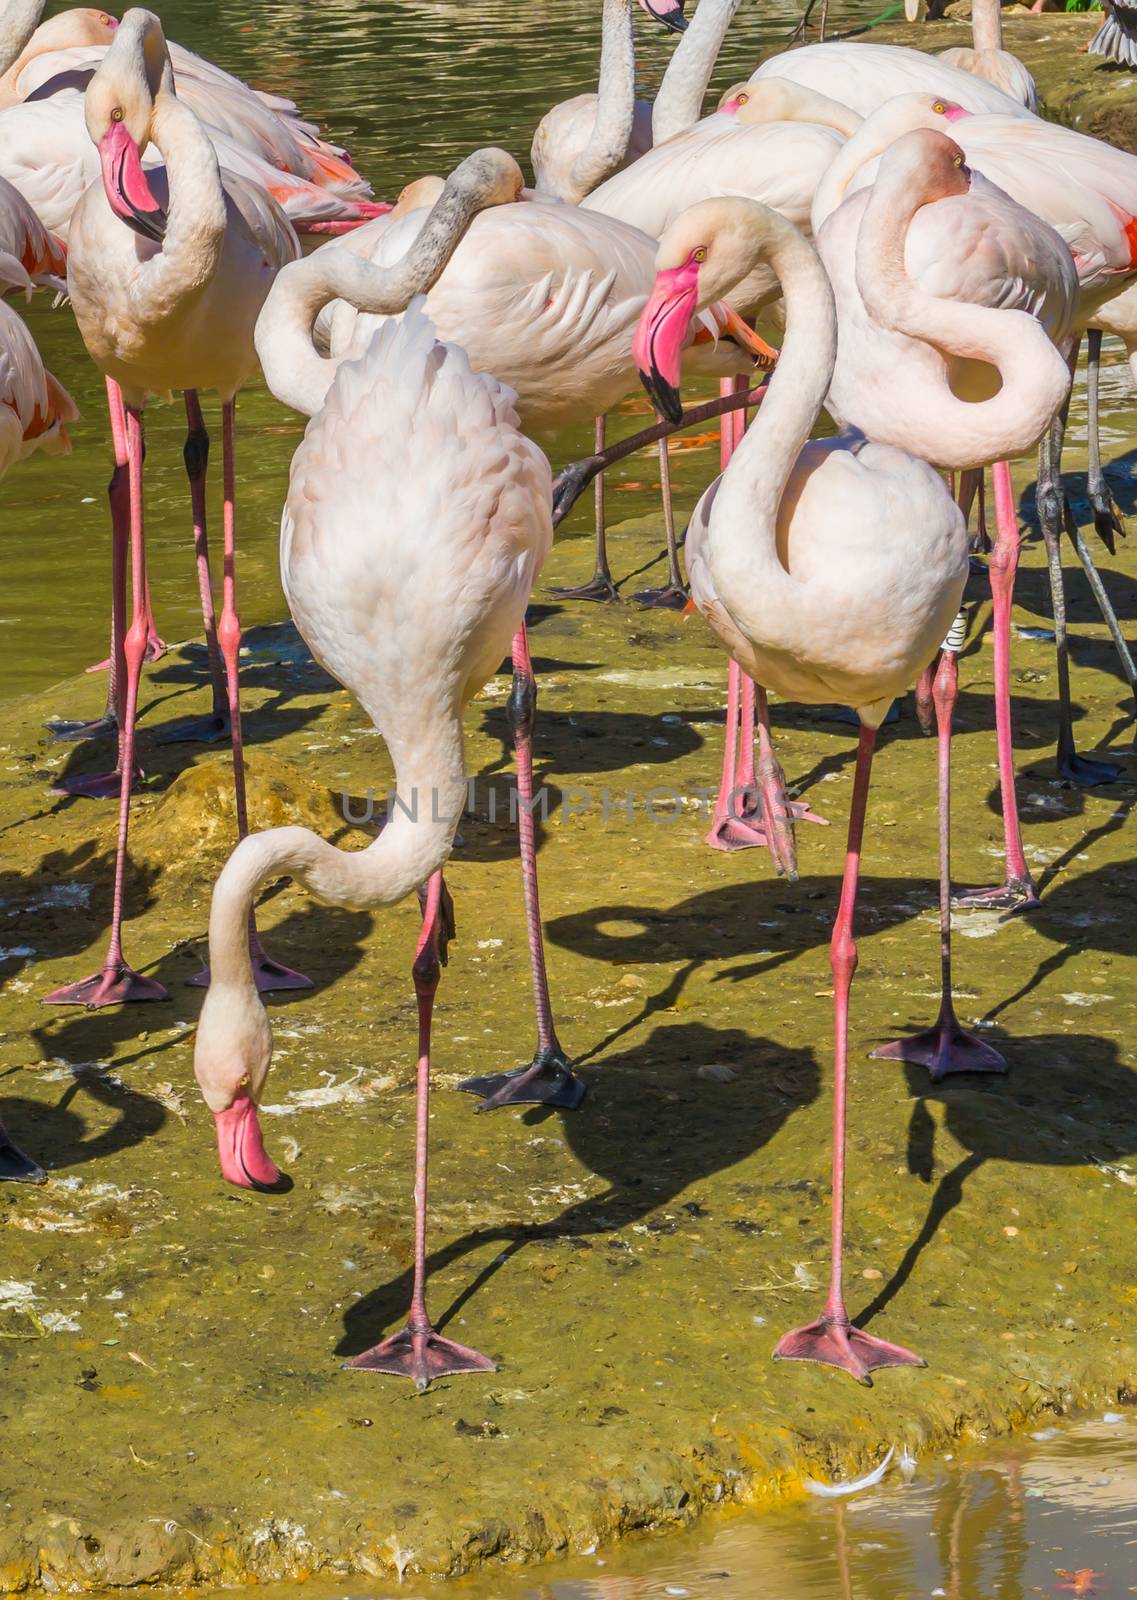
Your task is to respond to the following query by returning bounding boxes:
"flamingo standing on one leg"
[633,195,968,1382]
[0,256,77,1181]
[195,154,552,1387]
[42,9,308,1008]
[815,126,1077,938]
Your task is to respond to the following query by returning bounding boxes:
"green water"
[0,0,887,701]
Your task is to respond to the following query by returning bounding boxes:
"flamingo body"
[751,41,1031,118]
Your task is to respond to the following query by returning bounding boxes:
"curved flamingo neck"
[256,172,500,416]
[711,207,836,606]
[855,160,1071,464]
[0,0,44,75]
[567,0,637,202]
[652,0,741,144]
[811,113,904,232]
[141,89,227,298]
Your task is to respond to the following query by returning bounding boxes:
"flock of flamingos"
[1,0,1135,1390]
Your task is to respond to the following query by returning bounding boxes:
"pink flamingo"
[813,92,1137,789]
[196,153,551,1387]
[42,8,308,1008]
[817,127,1077,1075]
[0,248,77,1181]
[904,0,1037,109]
[633,194,967,1382]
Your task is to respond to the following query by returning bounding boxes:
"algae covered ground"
[4,412,1137,1587]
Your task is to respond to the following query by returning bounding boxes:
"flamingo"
[817,127,1077,1073]
[749,39,1034,118]
[905,0,1037,110]
[812,92,1137,786]
[632,194,967,1381]
[42,8,308,1008]
[0,166,66,288]
[0,4,117,101]
[1089,0,1137,68]
[0,252,77,1182]
[280,157,769,1109]
[195,152,551,1386]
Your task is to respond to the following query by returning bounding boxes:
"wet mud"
[3,397,1137,1589]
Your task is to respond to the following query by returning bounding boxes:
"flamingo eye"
[691,247,708,263]
[933,101,946,114]
[111,106,124,122]
[952,152,963,167]
[738,92,749,105]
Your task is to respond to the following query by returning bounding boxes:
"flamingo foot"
[1090,487,1124,556]
[348,1323,496,1389]
[773,1314,924,1385]
[549,574,621,603]
[186,939,312,994]
[1058,750,1125,787]
[213,1089,289,1191]
[458,1044,586,1111]
[872,1018,1007,1082]
[42,962,170,1007]
[705,812,771,852]
[633,582,688,611]
[44,712,118,744]
[952,875,1039,913]
[0,1137,46,1184]
[51,767,133,800]
[157,710,231,746]
[87,629,165,671]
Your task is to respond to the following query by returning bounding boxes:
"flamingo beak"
[712,303,780,371]
[99,119,167,242]
[212,1088,288,1192]
[640,0,688,33]
[633,260,701,424]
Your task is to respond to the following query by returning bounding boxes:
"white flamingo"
[43,9,307,1009]
[196,154,552,1387]
[904,0,1037,109]
[749,38,1033,118]
[632,194,967,1381]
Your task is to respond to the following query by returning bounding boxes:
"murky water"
[1,0,896,701]
[171,1415,1137,1599]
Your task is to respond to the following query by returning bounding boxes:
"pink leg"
[459,625,584,1111]
[187,400,310,994]
[550,416,621,603]
[159,391,229,745]
[872,641,1006,1080]
[86,378,164,674]
[50,380,132,757]
[914,662,936,736]
[774,725,925,1384]
[351,871,496,1387]
[953,462,1039,911]
[751,685,828,878]
[0,1117,45,1183]
[44,406,170,1006]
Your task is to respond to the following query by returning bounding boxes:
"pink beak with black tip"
[213,1087,286,1191]
[632,258,701,423]
[99,118,167,242]
[639,0,688,33]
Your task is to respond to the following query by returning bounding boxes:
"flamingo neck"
[970,0,1003,55]
[566,0,636,202]
[855,165,1071,465]
[652,0,741,144]
[710,207,835,609]
[0,0,44,75]
[138,89,227,305]
[811,112,900,232]
[256,178,493,416]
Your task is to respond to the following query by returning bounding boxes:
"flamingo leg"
[351,870,496,1387]
[187,400,311,994]
[953,461,1040,911]
[1037,413,1123,787]
[635,438,688,609]
[48,379,130,752]
[873,631,1007,1080]
[159,391,230,745]
[0,1117,45,1183]
[550,416,620,603]
[1085,328,1126,550]
[44,405,170,1007]
[774,725,925,1384]
[459,625,585,1111]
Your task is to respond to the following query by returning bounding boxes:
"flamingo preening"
[196,150,552,1385]
[633,193,967,1382]
[42,8,308,1008]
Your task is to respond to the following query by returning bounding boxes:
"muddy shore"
[4,23,1137,1590]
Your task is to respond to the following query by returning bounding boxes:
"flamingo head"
[717,81,751,115]
[633,198,777,422]
[638,0,687,33]
[881,128,973,200]
[194,970,285,1192]
[85,7,171,243]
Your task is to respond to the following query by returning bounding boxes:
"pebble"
[697,1064,737,1084]
[861,1268,883,1281]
